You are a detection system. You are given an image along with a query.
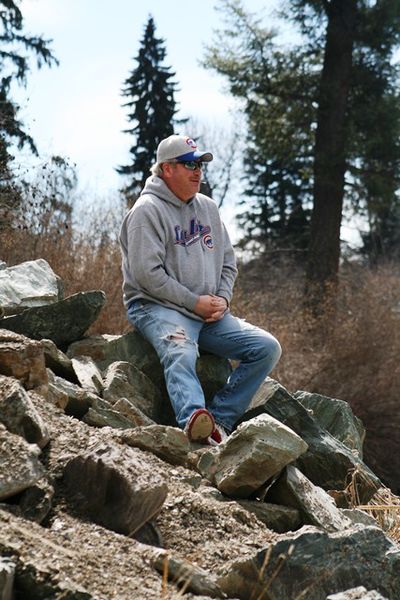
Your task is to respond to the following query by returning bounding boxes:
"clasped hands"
[194,294,228,322]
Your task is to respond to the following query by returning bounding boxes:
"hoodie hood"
[141,175,193,209]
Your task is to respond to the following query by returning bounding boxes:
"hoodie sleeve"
[216,223,238,305]
[124,207,199,311]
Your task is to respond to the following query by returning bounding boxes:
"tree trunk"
[305,0,358,309]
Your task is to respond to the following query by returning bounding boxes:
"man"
[119,134,281,444]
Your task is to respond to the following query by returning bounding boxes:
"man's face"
[161,161,203,201]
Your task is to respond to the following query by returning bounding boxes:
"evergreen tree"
[117,16,183,204]
[205,0,400,283]
[0,0,58,230]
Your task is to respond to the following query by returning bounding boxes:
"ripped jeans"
[127,300,282,433]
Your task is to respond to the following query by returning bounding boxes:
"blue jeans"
[127,300,282,433]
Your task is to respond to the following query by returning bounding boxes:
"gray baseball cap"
[156,134,213,163]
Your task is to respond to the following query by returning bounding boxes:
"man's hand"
[194,295,228,322]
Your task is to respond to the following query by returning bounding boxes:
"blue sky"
[15,0,275,199]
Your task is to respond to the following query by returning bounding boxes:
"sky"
[13,0,276,216]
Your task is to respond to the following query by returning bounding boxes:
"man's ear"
[161,163,172,178]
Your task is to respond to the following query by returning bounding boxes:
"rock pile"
[0,259,399,600]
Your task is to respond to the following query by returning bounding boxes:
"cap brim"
[175,150,213,162]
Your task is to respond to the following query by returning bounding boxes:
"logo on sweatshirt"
[174,219,213,248]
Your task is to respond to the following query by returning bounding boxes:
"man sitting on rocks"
[119,134,281,444]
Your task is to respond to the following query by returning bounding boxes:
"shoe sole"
[187,410,214,442]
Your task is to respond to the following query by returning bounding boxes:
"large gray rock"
[46,369,99,417]
[0,291,106,347]
[0,329,48,393]
[0,259,61,316]
[200,487,301,533]
[120,425,190,466]
[0,424,44,500]
[268,465,353,532]
[71,356,104,395]
[0,375,50,448]
[112,397,155,427]
[83,397,138,429]
[40,338,78,383]
[240,379,380,503]
[63,441,168,535]
[218,525,400,600]
[294,390,365,458]
[197,413,308,498]
[68,331,232,411]
[102,360,163,421]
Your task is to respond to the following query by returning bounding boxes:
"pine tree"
[117,16,183,204]
[0,0,58,230]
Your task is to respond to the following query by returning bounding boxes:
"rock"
[239,379,380,503]
[0,290,106,348]
[102,360,163,421]
[46,369,99,417]
[18,477,54,524]
[267,465,353,532]
[113,397,155,427]
[0,329,48,393]
[63,441,168,535]
[71,356,104,395]
[83,398,138,429]
[0,375,50,448]
[197,413,308,498]
[0,558,15,600]
[326,587,389,599]
[341,508,378,528]
[218,525,400,600]
[0,424,44,500]
[41,338,78,382]
[120,425,190,466]
[294,390,365,458]
[0,259,61,316]
[152,550,226,598]
[133,520,164,547]
[200,487,301,533]
[68,332,232,419]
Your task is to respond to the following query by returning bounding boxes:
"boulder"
[0,259,61,316]
[63,441,168,535]
[0,375,50,448]
[200,487,301,533]
[112,397,155,427]
[102,360,163,421]
[294,390,365,457]
[83,398,138,429]
[267,465,353,532]
[71,356,104,395]
[218,525,400,600]
[68,331,232,412]
[197,413,308,498]
[152,550,225,598]
[120,425,190,466]
[240,379,380,503]
[40,338,78,382]
[0,329,48,393]
[46,369,99,417]
[0,290,106,348]
[0,424,44,500]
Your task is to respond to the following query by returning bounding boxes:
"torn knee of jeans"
[161,326,199,351]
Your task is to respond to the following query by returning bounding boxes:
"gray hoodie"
[119,176,238,320]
